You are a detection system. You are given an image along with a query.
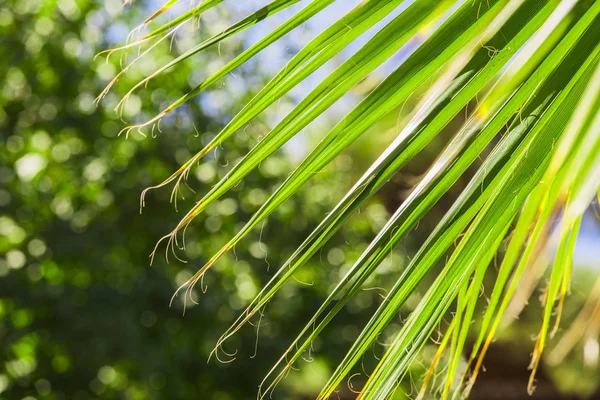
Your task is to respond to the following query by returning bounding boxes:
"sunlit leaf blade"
[140,0,409,199]
[141,0,226,40]
[527,213,581,391]
[465,18,600,395]
[214,0,562,350]
[215,1,560,388]
[359,44,600,398]
[528,63,600,393]
[119,0,337,119]
[441,255,489,400]
[465,0,599,367]
[104,0,600,397]
[549,274,600,365]
[95,0,226,73]
[158,0,462,269]
[320,95,533,399]
[498,69,600,372]
[108,0,303,114]
[319,8,600,399]
[267,22,568,400]
[139,0,180,27]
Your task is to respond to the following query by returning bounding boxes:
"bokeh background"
[1,0,599,399]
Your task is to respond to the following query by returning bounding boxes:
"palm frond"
[99,0,600,397]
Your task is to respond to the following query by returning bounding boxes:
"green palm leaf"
[100,0,600,397]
